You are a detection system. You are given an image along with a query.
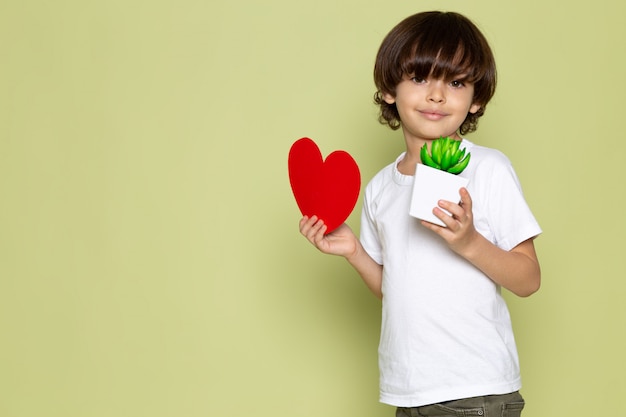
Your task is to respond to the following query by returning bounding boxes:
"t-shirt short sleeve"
[475,152,542,251]
[360,180,384,265]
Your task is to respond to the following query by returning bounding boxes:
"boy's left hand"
[421,187,479,256]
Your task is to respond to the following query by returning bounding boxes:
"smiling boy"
[299,11,541,416]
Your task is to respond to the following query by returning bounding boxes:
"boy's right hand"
[298,216,358,258]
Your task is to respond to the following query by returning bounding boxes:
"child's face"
[383,75,481,142]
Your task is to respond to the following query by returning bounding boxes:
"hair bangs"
[401,35,480,83]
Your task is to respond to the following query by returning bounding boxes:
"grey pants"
[396,391,525,417]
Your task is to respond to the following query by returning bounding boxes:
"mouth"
[419,110,448,121]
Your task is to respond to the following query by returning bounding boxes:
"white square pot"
[409,164,469,227]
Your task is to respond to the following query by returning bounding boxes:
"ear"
[382,92,396,104]
[469,103,481,114]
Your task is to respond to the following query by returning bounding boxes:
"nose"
[427,81,445,104]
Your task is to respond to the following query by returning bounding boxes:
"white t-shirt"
[360,139,541,407]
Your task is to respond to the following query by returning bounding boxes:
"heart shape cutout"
[288,137,361,234]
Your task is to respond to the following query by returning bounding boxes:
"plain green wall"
[1,0,625,416]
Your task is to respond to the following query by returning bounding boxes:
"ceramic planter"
[409,163,469,227]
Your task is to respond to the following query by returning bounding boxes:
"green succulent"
[420,136,471,175]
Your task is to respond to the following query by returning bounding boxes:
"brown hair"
[373,11,497,135]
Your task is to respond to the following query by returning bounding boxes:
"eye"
[410,76,426,84]
[450,79,465,88]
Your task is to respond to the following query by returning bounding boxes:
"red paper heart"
[288,138,361,234]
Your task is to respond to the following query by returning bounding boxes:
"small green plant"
[420,136,471,175]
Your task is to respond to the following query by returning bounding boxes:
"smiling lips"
[419,109,448,120]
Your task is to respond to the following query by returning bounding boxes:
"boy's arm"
[425,188,541,297]
[299,216,383,299]
[457,233,540,297]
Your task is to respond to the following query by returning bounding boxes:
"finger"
[312,223,328,244]
[420,219,443,235]
[459,187,473,212]
[300,215,322,238]
[432,206,457,229]
[299,215,310,231]
[437,199,464,221]
[308,217,327,240]
[299,215,315,234]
